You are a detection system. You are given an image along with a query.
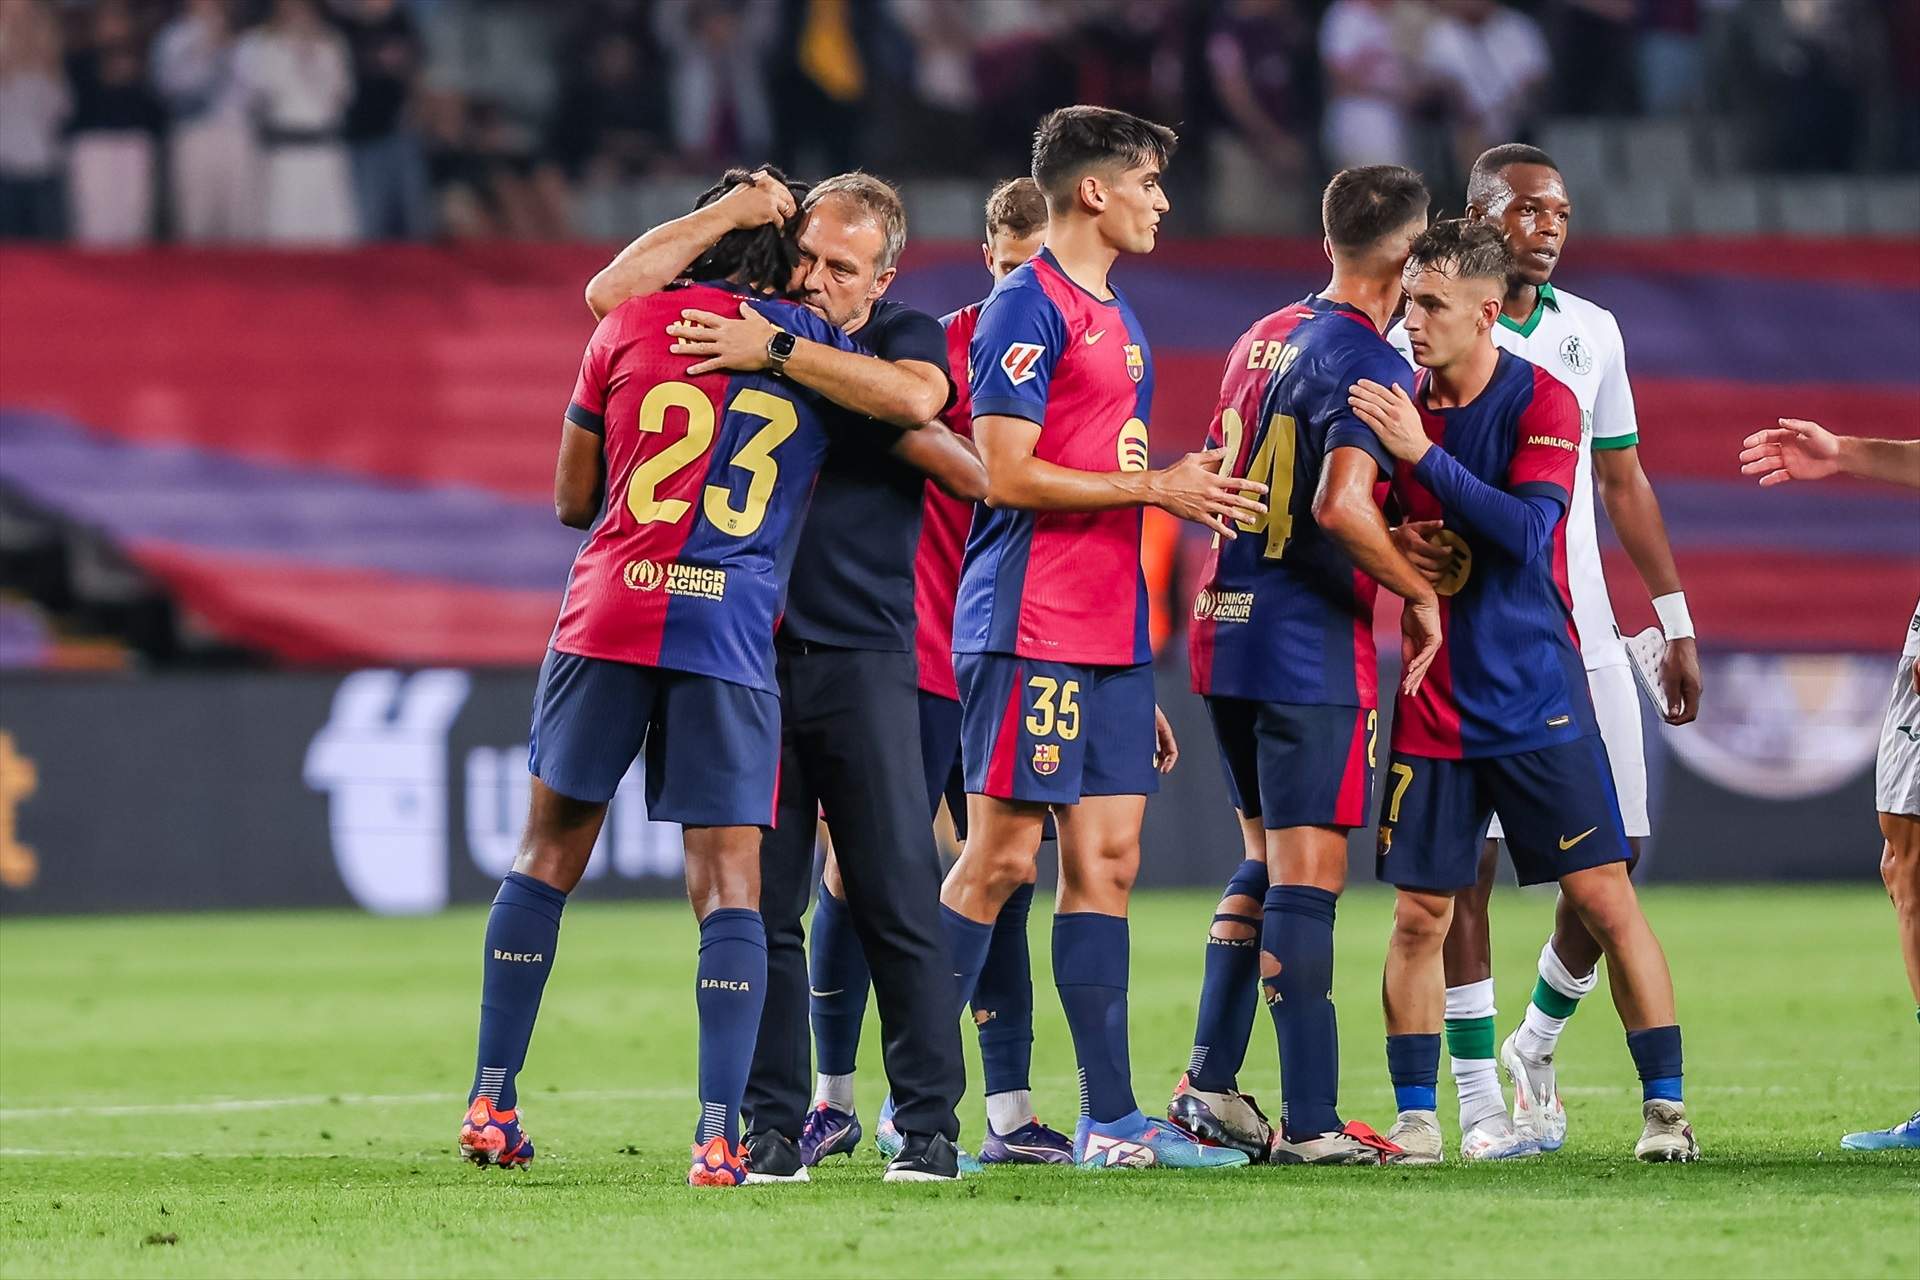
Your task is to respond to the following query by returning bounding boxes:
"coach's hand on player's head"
[1738,417,1841,486]
[1348,380,1430,464]
[1399,589,1442,697]
[1147,446,1267,539]
[1390,519,1450,583]
[716,169,797,231]
[1153,704,1179,774]
[667,301,780,375]
[1658,637,1703,725]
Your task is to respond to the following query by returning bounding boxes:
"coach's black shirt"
[779,298,953,652]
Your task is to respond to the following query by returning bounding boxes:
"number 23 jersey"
[551,280,855,693]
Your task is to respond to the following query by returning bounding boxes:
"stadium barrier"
[0,658,1889,917]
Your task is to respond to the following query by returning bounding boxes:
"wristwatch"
[766,330,797,374]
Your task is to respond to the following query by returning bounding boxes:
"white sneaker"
[1501,1030,1567,1152]
[1382,1110,1443,1165]
[1460,1112,1543,1161]
[1268,1120,1399,1165]
[1635,1099,1699,1162]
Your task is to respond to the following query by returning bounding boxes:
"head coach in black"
[585,169,983,1181]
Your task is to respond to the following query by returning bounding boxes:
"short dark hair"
[1466,143,1560,209]
[985,176,1048,239]
[1405,218,1516,287]
[1321,165,1430,252]
[1030,105,1178,206]
[687,165,810,294]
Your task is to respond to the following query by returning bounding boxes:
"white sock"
[1513,939,1600,1061]
[1514,1003,1567,1062]
[813,1072,854,1112]
[985,1089,1033,1135]
[1444,979,1505,1130]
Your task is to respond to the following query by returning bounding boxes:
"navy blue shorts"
[1375,735,1631,893]
[528,649,780,826]
[1206,697,1378,830]
[918,688,969,839]
[956,654,1159,805]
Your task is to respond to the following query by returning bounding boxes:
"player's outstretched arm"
[890,421,988,501]
[974,415,1266,537]
[1739,418,1920,490]
[584,171,795,320]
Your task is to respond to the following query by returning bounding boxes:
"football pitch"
[1,885,1914,1279]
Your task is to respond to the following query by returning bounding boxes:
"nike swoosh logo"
[809,988,843,998]
[1084,329,1106,345]
[1559,827,1598,850]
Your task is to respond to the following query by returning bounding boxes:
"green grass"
[1,886,1915,1279]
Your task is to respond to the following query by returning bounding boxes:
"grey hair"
[803,171,908,273]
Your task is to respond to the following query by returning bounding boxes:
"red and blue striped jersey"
[550,281,855,693]
[954,247,1154,667]
[1189,295,1408,707]
[1390,349,1594,759]
[914,301,981,700]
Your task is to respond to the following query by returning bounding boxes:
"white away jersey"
[1905,595,1920,658]
[1390,282,1637,669]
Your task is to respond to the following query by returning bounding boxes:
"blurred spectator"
[1737,0,1867,172]
[1637,0,1705,115]
[1066,0,1184,127]
[0,0,70,241]
[771,0,882,175]
[655,0,775,171]
[885,0,982,173]
[1207,0,1315,184]
[424,90,565,240]
[152,0,258,242]
[336,0,431,240]
[1546,0,1639,116]
[65,0,162,247]
[1422,0,1549,173]
[1318,0,1418,169]
[543,29,670,188]
[236,0,355,245]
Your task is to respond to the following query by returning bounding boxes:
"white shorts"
[1489,662,1648,841]
[1877,655,1920,818]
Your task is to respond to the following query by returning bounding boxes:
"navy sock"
[1053,912,1137,1125]
[471,872,566,1111]
[1262,885,1342,1140]
[942,904,995,1017]
[694,908,767,1145]
[1386,1033,1441,1113]
[1626,1025,1684,1103]
[807,887,870,1077]
[973,882,1036,1097]
[1187,858,1269,1093]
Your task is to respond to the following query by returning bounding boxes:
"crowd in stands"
[0,0,1913,245]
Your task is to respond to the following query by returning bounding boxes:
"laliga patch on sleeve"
[1000,343,1045,386]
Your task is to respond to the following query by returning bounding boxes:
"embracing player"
[1388,145,1703,1156]
[1356,220,1700,1164]
[454,169,886,1189]
[1173,165,1441,1165]
[940,105,1266,1170]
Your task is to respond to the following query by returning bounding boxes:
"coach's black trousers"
[743,642,963,1143]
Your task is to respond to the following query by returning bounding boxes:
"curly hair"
[686,166,811,295]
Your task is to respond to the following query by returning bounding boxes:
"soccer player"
[942,105,1266,1171]
[1738,417,1920,1151]
[801,176,1077,1166]
[1173,165,1441,1165]
[1354,219,1700,1164]
[1388,144,1703,1157]
[456,169,881,1188]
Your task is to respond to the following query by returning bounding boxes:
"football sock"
[985,1089,1035,1136]
[1444,979,1505,1130]
[471,871,566,1111]
[942,904,995,1016]
[812,1073,854,1113]
[694,908,768,1145]
[1053,912,1137,1125]
[1262,885,1342,1139]
[1626,1025,1684,1103]
[1387,1033,1442,1113]
[1515,937,1599,1060]
[1187,858,1269,1093]
[973,882,1036,1097]
[807,886,870,1078]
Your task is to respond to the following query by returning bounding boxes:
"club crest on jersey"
[1559,335,1593,376]
[1000,342,1045,386]
[1425,529,1473,597]
[1031,742,1061,776]
[1117,417,1150,472]
[1124,343,1144,382]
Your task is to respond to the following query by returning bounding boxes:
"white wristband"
[1652,592,1695,641]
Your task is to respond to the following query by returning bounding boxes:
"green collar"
[1497,281,1558,337]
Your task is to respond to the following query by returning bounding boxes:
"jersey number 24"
[1215,406,1297,560]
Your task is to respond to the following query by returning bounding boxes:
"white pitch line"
[0,1087,689,1121]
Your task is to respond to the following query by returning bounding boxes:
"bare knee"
[1063,836,1138,902]
[1884,837,1920,909]
[1560,864,1642,947]
[1391,891,1453,953]
[682,825,761,919]
[1210,893,1262,943]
